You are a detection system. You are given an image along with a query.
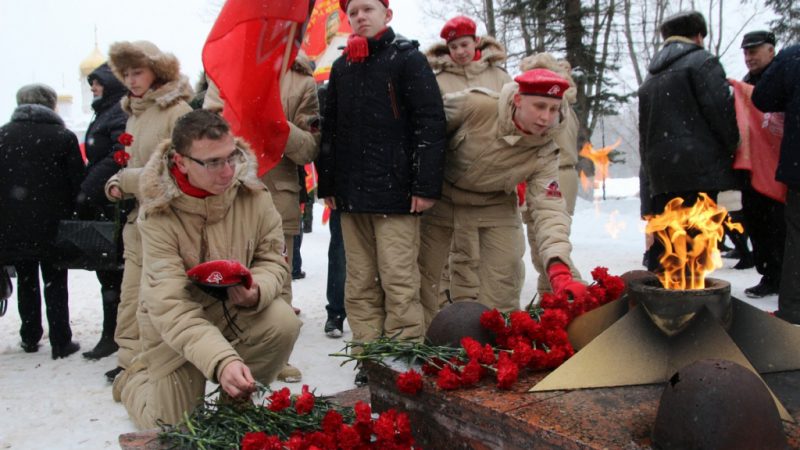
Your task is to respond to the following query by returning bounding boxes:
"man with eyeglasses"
[114,109,301,429]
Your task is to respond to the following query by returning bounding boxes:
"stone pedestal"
[365,362,800,449]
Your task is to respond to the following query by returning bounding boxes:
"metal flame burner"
[627,277,732,337]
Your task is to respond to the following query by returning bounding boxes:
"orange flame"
[579,138,621,185]
[645,193,743,290]
[579,170,591,192]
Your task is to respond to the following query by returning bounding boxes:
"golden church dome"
[79,45,106,76]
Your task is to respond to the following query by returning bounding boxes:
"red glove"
[187,260,253,289]
[547,262,587,299]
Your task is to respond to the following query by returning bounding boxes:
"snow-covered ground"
[0,178,770,449]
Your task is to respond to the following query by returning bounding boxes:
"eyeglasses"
[184,148,245,172]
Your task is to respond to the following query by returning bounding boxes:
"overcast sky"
[0,0,437,122]
[0,0,776,125]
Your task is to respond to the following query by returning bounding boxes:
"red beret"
[187,259,253,289]
[514,69,570,99]
[440,16,477,42]
[340,0,389,12]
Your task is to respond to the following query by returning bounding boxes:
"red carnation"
[496,352,519,390]
[511,340,534,368]
[590,266,610,281]
[295,385,315,415]
[267,387,291,412]
[540,308,569,329]
[322,409,344,434]
[354,401,372,424]
[480,309,507,334]
[540,292,569,310]
[479,343,496,365]
[241,431,269,450]
[396,412,414,446]
[510,310,536,337]
[602,276,626,302]
[374,409,398,442]
[528,347,548,370]
[396,369,423,395]
[460,358,482,387]
[338,424,362,448]
[117,132,134,146]
[436,365,461,390]
[113,150,131,167]
[461,337,483,361]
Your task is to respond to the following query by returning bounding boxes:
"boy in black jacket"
[317,0,446,385]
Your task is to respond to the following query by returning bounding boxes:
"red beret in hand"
[187,260,253,289]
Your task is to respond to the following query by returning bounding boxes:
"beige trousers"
[340,213,424,346]
[115,221,142,369]
[120,299,301,429]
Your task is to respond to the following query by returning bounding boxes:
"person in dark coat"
[637,10,740,272]
[738,31,785,298]
[0,83,85,358]
[78,62,129,360]
[752,43,800,324]
[317,0,446,386]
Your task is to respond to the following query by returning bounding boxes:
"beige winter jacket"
[426,36,512,95]
[104,78,193,263]
[264,54,321,236]
[434,83,573,267]
[134,139,288,381]
[203,53,321,236]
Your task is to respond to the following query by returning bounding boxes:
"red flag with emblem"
[301,0,351,82]
[203,0,310,177]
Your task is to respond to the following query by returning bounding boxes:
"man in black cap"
[638,11,740,273]
[738,30,784,298]
[742,31,777,85]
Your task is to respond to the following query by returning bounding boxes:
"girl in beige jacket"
[105,40,193,384]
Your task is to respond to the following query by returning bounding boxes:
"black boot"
[83,290,119,360]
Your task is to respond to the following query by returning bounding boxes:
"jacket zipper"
[388,80,400,119]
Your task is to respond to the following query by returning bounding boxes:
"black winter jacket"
[638,39,740,215]
[0,105,85,263]
[318,28,446,214]
[752,44,800,189]
[80,63,128,213]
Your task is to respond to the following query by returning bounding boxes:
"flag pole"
[281,22,299,77]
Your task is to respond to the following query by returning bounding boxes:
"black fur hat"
[660,11,708,40]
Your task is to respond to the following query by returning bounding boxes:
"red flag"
[729,79,787,203]
[301,0,351,82]
[203,0,310,177]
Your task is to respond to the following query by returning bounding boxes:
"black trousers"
[742,187,785,285]
[15,260,72,347]
[646,191,719,273]
[779,187,800,320]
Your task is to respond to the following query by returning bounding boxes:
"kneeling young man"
[116,110,301,429]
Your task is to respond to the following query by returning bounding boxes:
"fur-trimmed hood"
[426,36,508,74]
[519,53,578,104]
[138,137,264,220]
[121,76,194,116]
[108,40,182,84]
[291,51,314,77]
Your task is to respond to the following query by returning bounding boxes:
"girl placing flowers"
[103,40,192,385]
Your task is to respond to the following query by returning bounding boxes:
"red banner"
[301,0,351,82]
[203,0,310,177]
[729,79,787,203]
